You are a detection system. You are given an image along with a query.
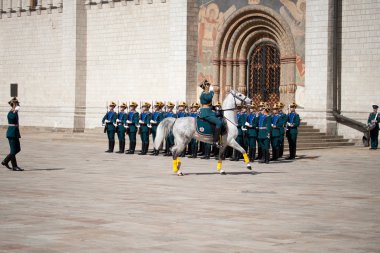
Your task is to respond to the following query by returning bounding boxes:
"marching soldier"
[126,102,139,154]
[286,102,300,160]
[245,102,258,162]
[164,102,177,156]
[138,102,152,155]
[116,103,127,154]
[102,101,117,153]
[2,97,23,171]
[270,103,281,161]
[368,105,379,150]
[278,102,287,158]
[258,105,271,164]
[150,102,165,156]
[257,101,265,160]
[188,103,200,158]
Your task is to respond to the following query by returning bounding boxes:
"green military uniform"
[231,111,248,161]
[2,98,23,171]
[270,112,282,161]
[286,105,300,160]
[368,106,379,150]
[116,104,127,154]
[126,103,139,154]
[258,111,271,164]
[278,109,287,158]
[188,103,200,158]
[246,110,258,162]
[138,103,152,155]
[102,103,117,153]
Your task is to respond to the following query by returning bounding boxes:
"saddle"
[195,117,226,137]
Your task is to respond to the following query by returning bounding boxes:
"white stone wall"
[85,0,190,128]
[0,10,73,128]
[338,0,380,138]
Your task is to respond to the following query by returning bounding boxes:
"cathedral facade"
[0,0,379,141]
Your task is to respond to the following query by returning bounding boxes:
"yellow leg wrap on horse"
[243,153,250,163]
[176,157,181,167]
[217,160,222,171]
[172,160,178,173]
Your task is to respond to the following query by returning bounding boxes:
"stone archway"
[211,5,297,105]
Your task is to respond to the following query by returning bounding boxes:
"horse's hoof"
[246,164,252,170]
[220,170,226,175]
[177,171,184,176]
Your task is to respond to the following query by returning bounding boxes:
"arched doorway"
[248,43,281,106]
[211,5,297,105]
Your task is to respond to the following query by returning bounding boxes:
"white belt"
[8,124,18,126]
[259,127,267,130]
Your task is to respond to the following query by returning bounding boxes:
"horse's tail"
[154,118,176,150]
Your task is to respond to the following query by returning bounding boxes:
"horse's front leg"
[228,139,253,171]
[217,146,227,175]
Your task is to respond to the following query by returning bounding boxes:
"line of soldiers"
[101,100,300,162]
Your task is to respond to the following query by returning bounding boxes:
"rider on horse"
[199,80,223,147]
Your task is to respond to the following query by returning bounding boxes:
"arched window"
[248,43,281,106]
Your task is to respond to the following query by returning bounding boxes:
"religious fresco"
[196,0,305,89]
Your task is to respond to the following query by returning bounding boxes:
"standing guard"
[150,101,165,156]
[286,102,300,160]
[164,102,177,156]
[116,103,127,154]
[278,102,287,158]
[2,97,23,171]
[368,105,379,150]
[126,102,139,154]
[258,105,271,164]
[188,103,200,158]
[138,102,152,155]
[176,101,189,157]
[245,102,258,162]
[231,105,248,161]
[256,101,265,160]
[270,103,281,161]
[102,101,117,153]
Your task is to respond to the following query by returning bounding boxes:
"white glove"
[116,119,120,123]
[209,85,214,92]
[139,120,144,124]
[127,120,132,124]
[245,122,251,127]
[105,120,110,123]
[150,120,157,124]
[148,124,152,128]
[287,122,291,126]
[271,124,276,128]
[242,127,247,131]
[14,106,20,112]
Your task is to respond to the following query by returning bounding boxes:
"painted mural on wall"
[197,0,305,91]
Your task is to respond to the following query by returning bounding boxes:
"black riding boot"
[11,155,23,171]
[1,154,13,170]
[213,127,221,147]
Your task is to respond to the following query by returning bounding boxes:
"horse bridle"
[221,91,249,112]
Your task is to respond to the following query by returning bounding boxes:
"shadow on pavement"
[184,171,286,176]
[24,168,66,171]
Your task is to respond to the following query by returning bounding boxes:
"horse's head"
[228,90,252,108]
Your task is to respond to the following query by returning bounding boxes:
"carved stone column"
[0,0,3,19]
[7,0,12,18]
[16,0,21,17]
[57,0,62,12]
[36,0,42,15]
[225,59,233,97]
[280,56,296,105]
[109,0,114,8]
[47,0,52,14]
[238,59,247,95]
[212,59,221,103]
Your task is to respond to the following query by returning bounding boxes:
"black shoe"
[1,161,12,170]
[12,166,24,171]
[164,152,172,157]
[201,156,210,160]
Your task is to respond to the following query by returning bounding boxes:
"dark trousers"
[370,128,379,149]
[8,137,21,155]
[287,132,298,158]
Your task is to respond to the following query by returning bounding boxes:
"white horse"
[154,90,254,176]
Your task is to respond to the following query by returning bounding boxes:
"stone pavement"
[0,132,379,253]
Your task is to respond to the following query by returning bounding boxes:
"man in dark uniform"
[138,102,152,155]
[368,105,379,150]
[286,102,300,160]
[188,103,200,158]
[278,102,287,158]
[2,97,23,171]
[256,101,265,160]
[126,102,139,154]
[245,102,258,162]
[258,105,272,164]
[270,103,281,161]
[164,102,177,156]
[102,101,117,153]
[150,101,165,156]
[116,102,127,154]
